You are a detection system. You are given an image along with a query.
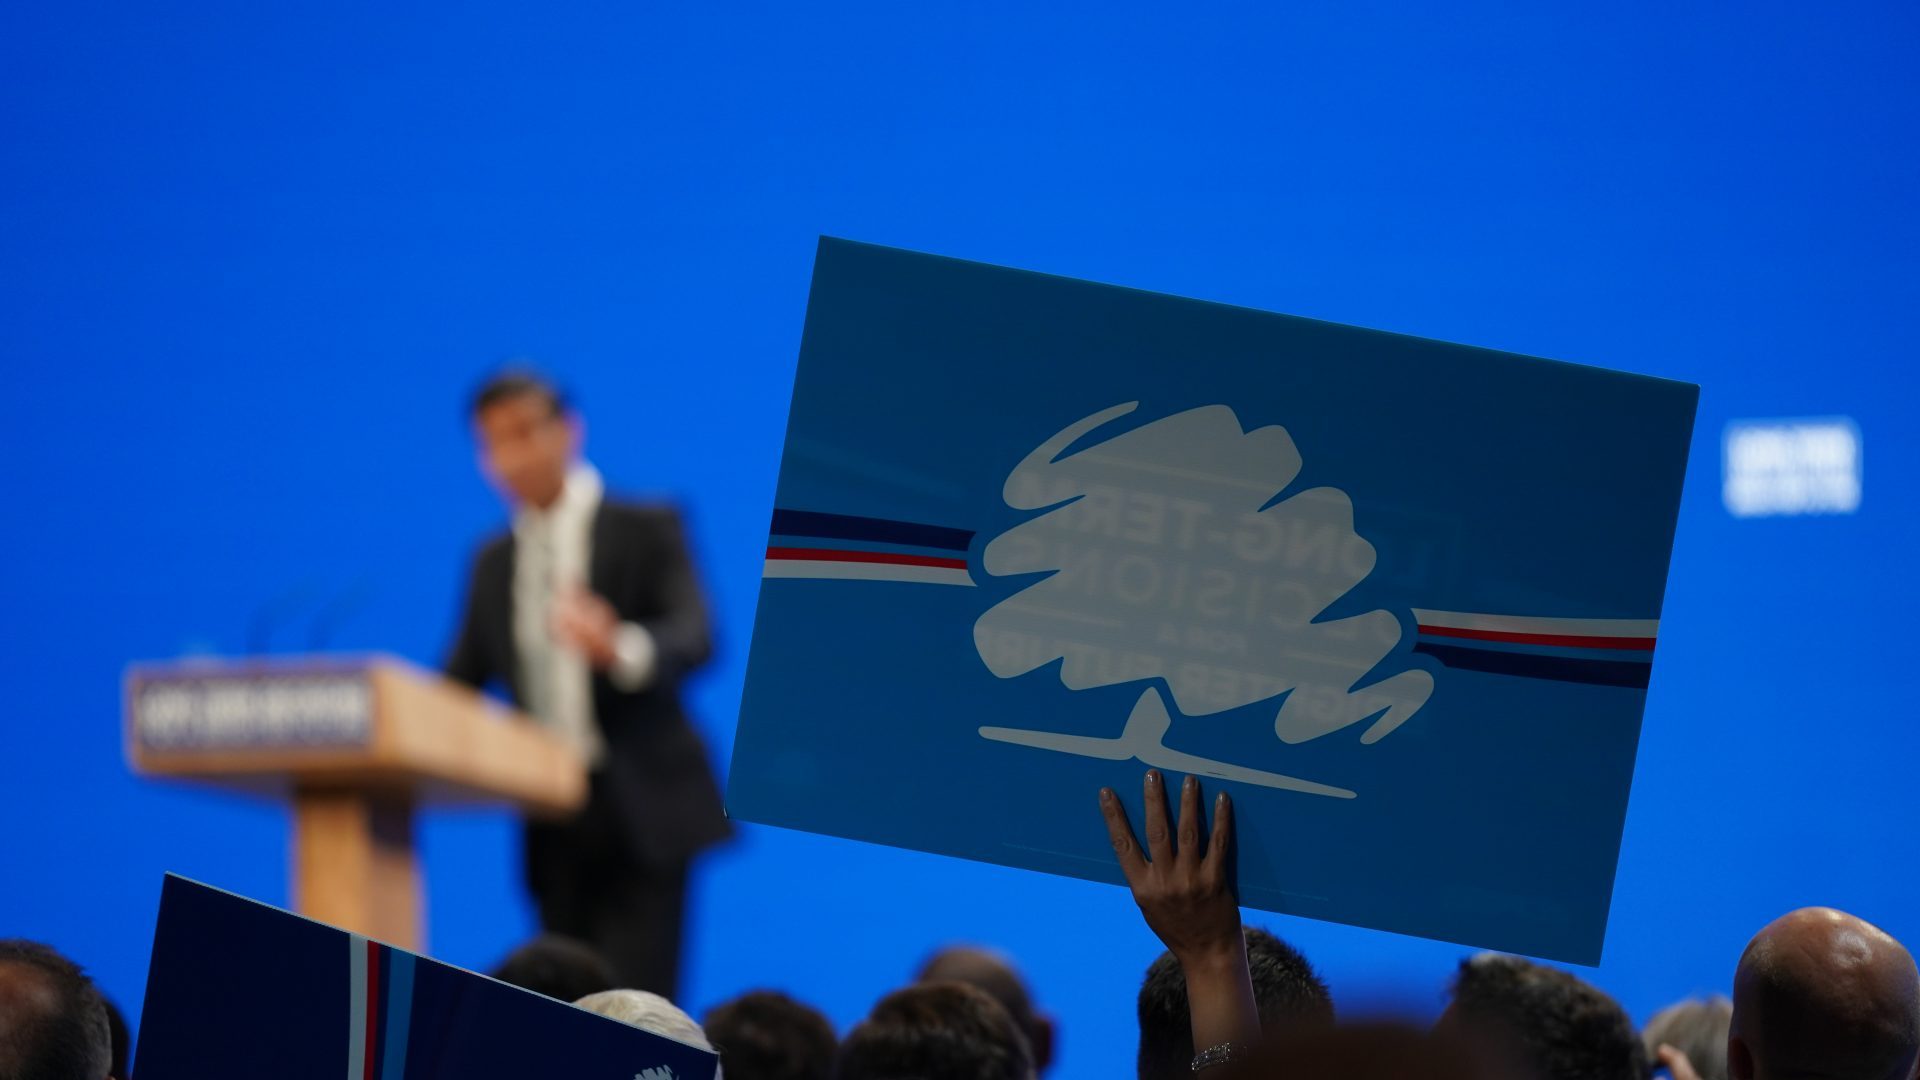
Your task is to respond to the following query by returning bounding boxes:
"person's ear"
[1728,1034,1755,1080]
[1030,1014,1056,1075]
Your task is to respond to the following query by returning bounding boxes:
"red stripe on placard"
[1417,624,1656,650]
[364,940,381,1080]
[765,547,968,570]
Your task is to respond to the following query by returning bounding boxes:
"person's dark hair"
[1233,1021,1485,1080]
[488,934,617,1004]
[1137,926,1334,1080]
[103,995,130,1080]
[1643,997,1730,1080]
[917,946,1053,1074]
[0,939,112,1080]
[469,368,569,420]
[1441,953,1647,1080]
[836,982,1033,1080]
[704,990,837,1080]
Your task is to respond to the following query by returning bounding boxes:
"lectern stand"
[124,655,584,950]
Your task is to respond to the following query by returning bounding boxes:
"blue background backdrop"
[1,3,1913,1077]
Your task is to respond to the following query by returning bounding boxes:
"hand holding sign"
[1101,770,1259,1060]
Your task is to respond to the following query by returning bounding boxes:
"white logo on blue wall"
[972,402,1434,799]
[1722,417,1861,518]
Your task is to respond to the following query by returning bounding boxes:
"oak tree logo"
[972,402,1433,798]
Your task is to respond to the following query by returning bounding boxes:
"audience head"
[1137,926,1333,1080]
[1437,952,1645,1080]
[102,995,130,1080]
[1729,907,1920,1080]
[1644,996,1732,1080]
[0,939,113,1080]
[575,989,714,1051]
[491,934,618,1004]
[836,982,1034,1080]
[469,367,579,509]
[918,945,1055,1074]
[704,990,837,1080]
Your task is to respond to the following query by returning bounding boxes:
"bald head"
[918,946,1053,1074]
[1731,908,1920,1080]
[919,948,1035,1025]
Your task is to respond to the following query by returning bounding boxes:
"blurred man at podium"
[446,370,730,998]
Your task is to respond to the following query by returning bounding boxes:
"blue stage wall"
[2,4,1915,1077]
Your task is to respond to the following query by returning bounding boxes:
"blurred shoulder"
[597,497,689,537]
[473,527,514,567]
[455,528,514,593]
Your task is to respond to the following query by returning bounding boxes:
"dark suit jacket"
[445,499,731,868]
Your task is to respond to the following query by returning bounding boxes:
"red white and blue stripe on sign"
[1411,609,1657,688]
[347,934,415,1080]
[764,508,975,587]
[763,508,1659,687]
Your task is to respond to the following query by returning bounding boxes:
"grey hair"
[1643,996,1732,1080]
[576,989,714,1052]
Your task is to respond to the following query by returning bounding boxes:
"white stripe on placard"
[347,933,367,1080]
[1410,609,1659,638]
[763,559,975,587]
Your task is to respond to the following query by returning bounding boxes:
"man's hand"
[1101,770,1258,1056]
[549,585,622,670]
[1656,1044,1703,1080]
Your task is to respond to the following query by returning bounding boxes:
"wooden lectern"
[124,655,585,950]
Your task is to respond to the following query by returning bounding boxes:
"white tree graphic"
[972,402,1434,799]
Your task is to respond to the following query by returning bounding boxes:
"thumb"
[1657,1044,1701,1080]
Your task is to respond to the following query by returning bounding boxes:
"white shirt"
[511,462,656,766]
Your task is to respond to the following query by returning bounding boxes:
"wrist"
[1175,939,1248,976]
[1190,1041,1246,1073]
[608,622,657,690]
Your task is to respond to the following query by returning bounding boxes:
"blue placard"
[134,875,717,1080]
[730,238,1697,964]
